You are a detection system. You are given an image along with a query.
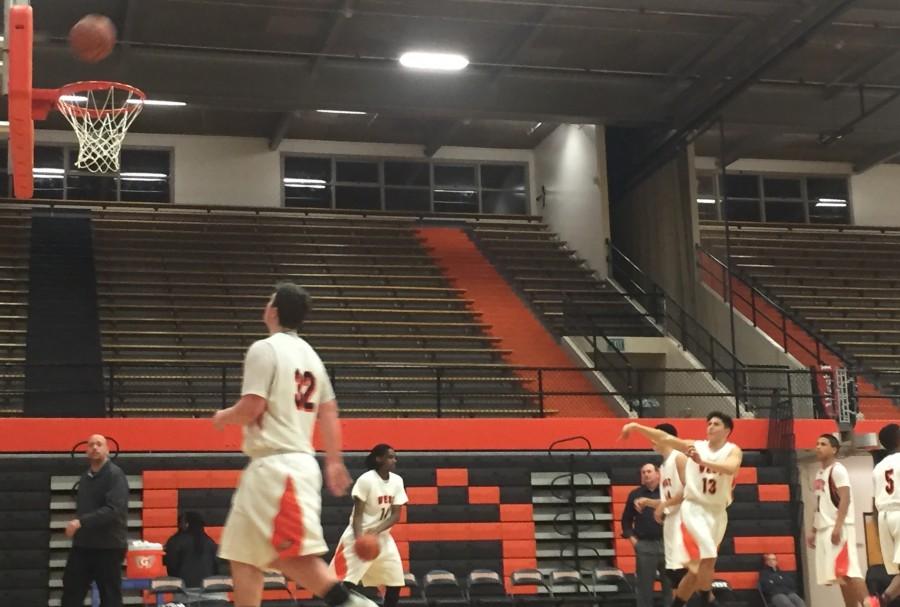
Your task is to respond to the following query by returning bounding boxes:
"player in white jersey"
[331,444,408,607]
[809,433,878,607]
[621,411,742,607]
[873,424,900,606]
[213,283,375,607]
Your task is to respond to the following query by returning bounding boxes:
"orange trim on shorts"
[333,542,348,579]
[271,477,305,560]
[834,540,849,579]
[681,521,700,562]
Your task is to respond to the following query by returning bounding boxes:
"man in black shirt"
[62,434,130,607]
[622,462,669,607]
[759,554,805,607]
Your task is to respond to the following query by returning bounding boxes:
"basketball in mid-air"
[354,534,380,561]
[69,14,117,63]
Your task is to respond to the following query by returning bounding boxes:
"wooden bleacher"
[471,224,660,338]
[90,207,541,416]
[701,221,900,407]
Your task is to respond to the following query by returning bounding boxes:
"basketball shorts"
[678,500,728,564]
[879,510,900,575]
[329,527,405,587]
[815,524,862,585]
[219,452,328,569]
[663,506,688,570]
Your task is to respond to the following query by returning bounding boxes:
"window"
[33,146,65,200]
[697,170,851,225]
[119,149,171,203]
[282,155,529,216]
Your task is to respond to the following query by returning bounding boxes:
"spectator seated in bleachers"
[759,554,805,607]
[163,511,222,588]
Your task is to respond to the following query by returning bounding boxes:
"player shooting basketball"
[620,412,742,607]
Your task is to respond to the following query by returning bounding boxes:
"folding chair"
[548,570,593,607]
[467,569,512,607]
[199,575,233,607]
[400,571,428,607]
[509,569,553,607]
[147,577,188,605]
[592,568,634,605]
[423,570,468,607]
[263,572,296,605]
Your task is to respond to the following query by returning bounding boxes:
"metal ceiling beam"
[717,132,774,168]
[854,142,900,174]
[270,0,355,149]
[617,0,859,198]
[822,48,900,100]
[423,121,466,157]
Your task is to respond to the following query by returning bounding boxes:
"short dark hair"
[879,424,900,452]
[707,411,734,432]
[655,423,677,437]
[365,443,394,470]
[819,433,840,452]
[272,282,311,330]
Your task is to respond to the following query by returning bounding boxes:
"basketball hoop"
[52,81,145,174]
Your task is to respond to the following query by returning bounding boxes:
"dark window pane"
[765,200,805,223]
[434,165,476,188]
[0,173,9,198]
[697,199,718,220]
[335,186,380,210]
[67,174,117,201]
[807,177,848,202]
[723,199,761,222]
[35,146,64,170]
[120,177,170,203]
[0,144,8,170]
[764,178,802,200]
[721,174,759,199]
[481,164,525,190]
[284,185,331,208]
[434,189,478,213]
[385,161,429,187]
[120,149,170,175]
[284,156,331,183]
[809,200,850,224]
[483,190,526,215]
[31,175,64,199]
[336,161,378,184]
[385,188,430,212]
[697,173,715,197]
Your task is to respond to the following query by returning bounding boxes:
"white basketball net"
[56,84,144,174]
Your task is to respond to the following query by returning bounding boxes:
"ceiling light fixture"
[128,99,187,107]
[815,199,847,208]
[697,198,717,204]
[58,94,88,103]
[399,51,469,71]
[316,109,367,115]
[120,172,168,179]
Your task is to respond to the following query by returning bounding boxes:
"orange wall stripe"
[405,487,438,505]
[1,417,875,452]
[500,505,533,522]
[142,489,177,509]
[142,508,177,529]
[468,486,500,504]
[611,486,638,503]
[735,467,758,484]
[758,484,791,502]
[436,468,468,486]
[734,536,795,554]
[502,540,537,558]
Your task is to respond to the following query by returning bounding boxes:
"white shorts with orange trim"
[663,507,687,570]
[329,526,405,587]
[678,499,728,565]
[815,524,862,585]
[219,452,328,569]
[879,511,900,575]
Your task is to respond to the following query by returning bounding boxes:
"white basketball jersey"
[661,449,685,516]
[815,462,854,528]
[350,470,409,533]
[683,440,736,509]
[874,453,900,512]
[239,331,336,459]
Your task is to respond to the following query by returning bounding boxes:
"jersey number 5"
[294,370,316,412]
[887,469,895,495]
[702,478,717,495]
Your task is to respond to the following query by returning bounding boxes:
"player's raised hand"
[687,446,702,464]
[619,422,637,440]
[325,460,352,496]
[212,409,227,431]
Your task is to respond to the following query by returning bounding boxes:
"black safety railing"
[0,362,860,420]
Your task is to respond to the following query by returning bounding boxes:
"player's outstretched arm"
[319,399,351,497]
[620,422,694,453]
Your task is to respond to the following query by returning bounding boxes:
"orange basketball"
[69,14,117,63]
[354,534,380,561]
